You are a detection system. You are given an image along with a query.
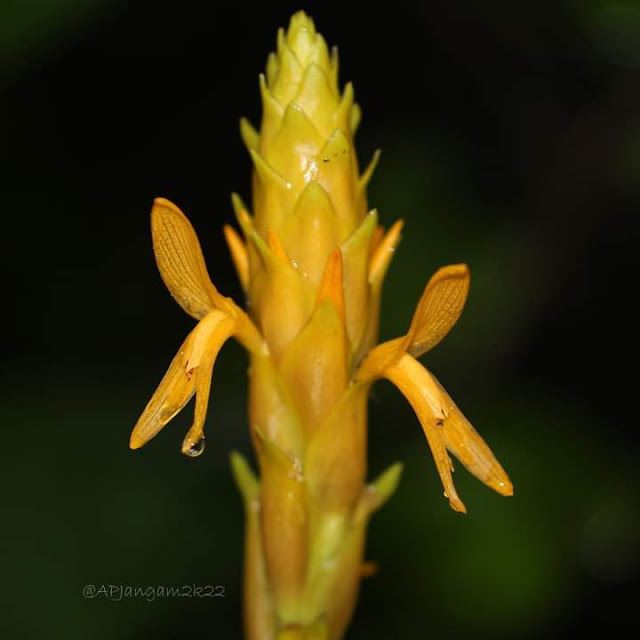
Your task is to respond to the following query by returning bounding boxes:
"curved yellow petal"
[130,311,233,451]
[130,335,195,450]
[181,312,236,455]
[384,353,466,513]
[404,263,470,358]
[151,197,223,320]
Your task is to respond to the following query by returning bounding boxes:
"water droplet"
[184,436,205,458]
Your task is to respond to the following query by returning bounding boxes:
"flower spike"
[131,12,512,637]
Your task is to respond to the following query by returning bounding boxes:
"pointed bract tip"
[223,224,249,290]
[240,117,259,151]
[267,228,290,263]
[288,10,316,36]
[230,450,260,501]
[371,461,403,504]
[316,248,345,322]
[369,218,405,284]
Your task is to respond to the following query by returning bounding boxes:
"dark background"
[1,0,639,638]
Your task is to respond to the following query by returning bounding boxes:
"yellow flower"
[355,263,513,513]
[130,11,512,639]
[129,198,266,456]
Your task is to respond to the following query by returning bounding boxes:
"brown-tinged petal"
[151,197,224,320]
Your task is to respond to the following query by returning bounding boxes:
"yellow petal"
[130,333,195,450]
[403,263,470,358]
[384,353,466,513]
[151,198,223,320]
[433,374,513,497]
[130,311,233,451]
[354,337,405,384]
[181,312,236,455]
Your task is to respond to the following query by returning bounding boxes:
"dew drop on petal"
[184,436,206,458]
